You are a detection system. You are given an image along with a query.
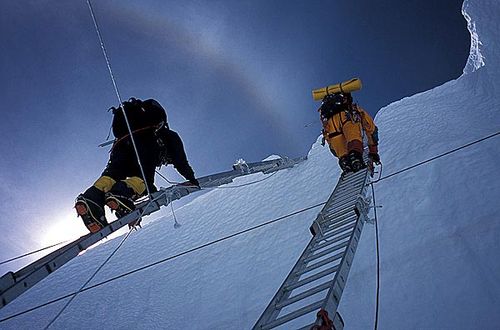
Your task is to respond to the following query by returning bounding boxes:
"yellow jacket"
[321,105,379,155]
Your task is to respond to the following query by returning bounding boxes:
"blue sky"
[0,0,468,272]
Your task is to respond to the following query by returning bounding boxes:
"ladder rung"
[305,241,349,263]
[261,300,324,330]
[325,196,358,211]
[330,186,363,203]
[299,252,344,276]
[328,187,361,203]
[323,215,356,231]
[333,187,361,200]
[333,180,363,193]
[317,212,355,228]
[314,231,352,251]
[340,170,366,183]
[276,281,332,309]
[337,179,365,191]
[312,218,355,242]
[334,182,365,196]
[334,186,363,199]
[334,182,365,197]
[324,207,355,221]
[325,212,356,225]
[285,265,339,291]
[321,223,356,242]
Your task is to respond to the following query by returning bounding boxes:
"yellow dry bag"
[312,78,362,101]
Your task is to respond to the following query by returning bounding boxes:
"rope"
[86,0,152,199]
[171,199,181,229]
[370,183,380,330]
[44,229,133,329]
[373,130,500,184]
[365,129,500,328]
[0,241,70,266]
[0,201,326,323]
[42,189,167,328]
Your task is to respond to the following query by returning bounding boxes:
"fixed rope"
[366,129,500,329]
[87,0,152,199]
[43,229,133,330]
[373,130,500,183]
[370,183,381,330]
[41,188,170,329]
[0,241,70,266]
[0,201,326,323]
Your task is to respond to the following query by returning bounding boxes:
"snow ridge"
[462,1,485,74]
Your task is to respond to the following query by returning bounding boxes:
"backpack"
[111,98,167,139]
[319,93,354,121]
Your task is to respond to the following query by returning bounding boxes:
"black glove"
[369,152,381,164]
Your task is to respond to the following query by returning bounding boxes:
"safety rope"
[42,187,170,328]
[366,129,500,329]
[0,201,326,323]
[370,183,380,330]
[0,241,70,266]
[43,229,133,329]
[372,130,500,183]
[86,0,152,199]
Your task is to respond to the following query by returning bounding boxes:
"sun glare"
[39,210,88,247]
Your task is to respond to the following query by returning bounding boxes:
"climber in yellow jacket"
[319,92,380,173]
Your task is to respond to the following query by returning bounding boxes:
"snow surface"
[1,0,500,329]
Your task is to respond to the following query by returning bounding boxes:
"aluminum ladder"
[253,167,371,330]
[0,156,304,309]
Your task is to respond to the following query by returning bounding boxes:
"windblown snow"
[1,0,499,329]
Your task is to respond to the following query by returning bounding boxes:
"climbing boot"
[348,150,366,173]
[338,156,352,174]
[105,181,136,219]
[75,187,108,233]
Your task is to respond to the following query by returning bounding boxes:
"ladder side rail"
[252,234,323,329]
[7,186,179,286]
[255,169,370,329]
[310,173,363,235]
[198,158,305,188]
[1,157,305,309]
[313,171,371,327]
[315,200,367,326]
[11,234,91,283]
[2,165,266,288]
[253,184,344,329]
[0,190,169,308]
[254,172,362,329]
[0,186,186,308]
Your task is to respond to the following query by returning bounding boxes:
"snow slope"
[1,0,499,329]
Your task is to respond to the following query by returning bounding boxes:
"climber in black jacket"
[75,98,199,233]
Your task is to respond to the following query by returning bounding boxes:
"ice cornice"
[462,0,485,74]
